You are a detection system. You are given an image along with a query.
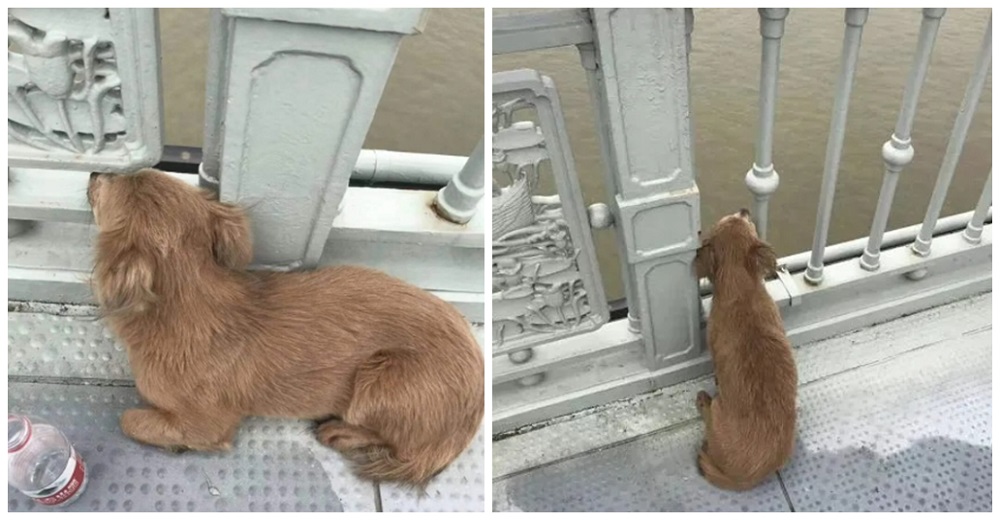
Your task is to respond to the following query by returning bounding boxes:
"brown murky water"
[494,8,992,300]
[158,8,484,156]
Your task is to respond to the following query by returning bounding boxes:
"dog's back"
[248,266,484,486]
[702,283,797,489]
[695,211,797,490]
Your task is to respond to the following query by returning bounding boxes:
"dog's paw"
[696,390,712,409]
[119,408,146,436]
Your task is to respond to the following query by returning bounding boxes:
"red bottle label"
[33,451,86,506]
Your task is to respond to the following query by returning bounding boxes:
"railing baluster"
[911,16,991,257]
[745,8,789,241]
[962,169,992,244]
[804,8,869,285]
[434,137,485,224]
[859,9,945,271]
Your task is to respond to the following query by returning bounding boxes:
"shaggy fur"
[693,209,797,491]
[87,169,484,487]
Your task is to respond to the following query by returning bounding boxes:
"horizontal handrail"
[493,9,593,55]
[698,209,992,295]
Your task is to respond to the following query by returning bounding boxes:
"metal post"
[804,8,869,285]
[433,138,485,224]
[201,8,426,270]
[962,169,992,244]
[590,8,702,369]
[911,16,991,257]
[860,8,945,271]
[577,43,642,333]
[745,8,789,241]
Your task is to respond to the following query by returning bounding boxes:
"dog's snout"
[90,172,102,183]
[739,208,751,218]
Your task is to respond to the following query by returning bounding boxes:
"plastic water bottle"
[7,415,88,507]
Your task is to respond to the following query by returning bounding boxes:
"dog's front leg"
[121,408,188,451]
[121,408,239,452]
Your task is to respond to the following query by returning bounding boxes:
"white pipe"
[353,149,467,186]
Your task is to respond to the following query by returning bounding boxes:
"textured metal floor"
[7,304,485,512]
[493,292,992,512]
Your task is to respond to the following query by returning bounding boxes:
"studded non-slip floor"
[7,305,485,512]
[492,293,992,512]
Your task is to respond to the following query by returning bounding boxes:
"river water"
[494,8,992,300]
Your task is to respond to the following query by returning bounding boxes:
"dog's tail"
[697,448,759,492]
[351,445,452,490]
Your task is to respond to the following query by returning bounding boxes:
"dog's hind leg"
[315,419,385,453]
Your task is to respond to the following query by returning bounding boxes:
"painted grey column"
[804,8,869,285]
[962,169,992,244]
[200,8,426,270]
[860,8,945,271]
[577,43,642,333]
[434,138,485,224]
[590,8,702,369]
[744,8,789,241]
[911,16,991,257]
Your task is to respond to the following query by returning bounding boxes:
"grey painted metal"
[576,43,642,334]
[8,153,469,225]
[493,9,593,55]
[780,314,991,512]
[199,8,425,270]
[7,383,369,512]
[495,294,991,511]
[495,293,991,479]
[8,172,485,321]
[7,8,163,172]
[744,8,789,241]
[434,138,485,224]
[590,8,701,369]
[7,313,485,512]
[353,149,465,186]
[491,70,610,358]
[776,209,991,275]
[494,224,990,432]
[804,8,869,285]
[911,16,992,257]
[860,9,946,271]
[962,170,991,244]
[494,421,790,512]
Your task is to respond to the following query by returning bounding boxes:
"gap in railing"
[154,146,439,191]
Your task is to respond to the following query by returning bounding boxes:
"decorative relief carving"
[492,97,606,355]
[8,10,126,155]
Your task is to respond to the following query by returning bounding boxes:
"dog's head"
[695,208,777,282]
[87,169,252,314]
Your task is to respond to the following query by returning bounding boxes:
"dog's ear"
[209,202,252,269]
[749,241,778,279]
[93,248,157,315]
[694,240,715,280]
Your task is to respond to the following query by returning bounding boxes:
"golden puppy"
[87,169,484,487]
[693,209,797,491]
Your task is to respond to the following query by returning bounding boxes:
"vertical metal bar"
[860,8,946,271]
[745,8,789,241]
[591,8,702,369]
[911,16,991,257]
[804,8,869,285]
[434,137,485,224]
[578,43,642,333]
[199,8,229,189]
[962,169,992,244]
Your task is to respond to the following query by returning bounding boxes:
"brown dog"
[87,169,484,487]
[693,209,797,491]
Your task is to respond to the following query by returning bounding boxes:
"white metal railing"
[7,8,486,321]
[492,8,992,432]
